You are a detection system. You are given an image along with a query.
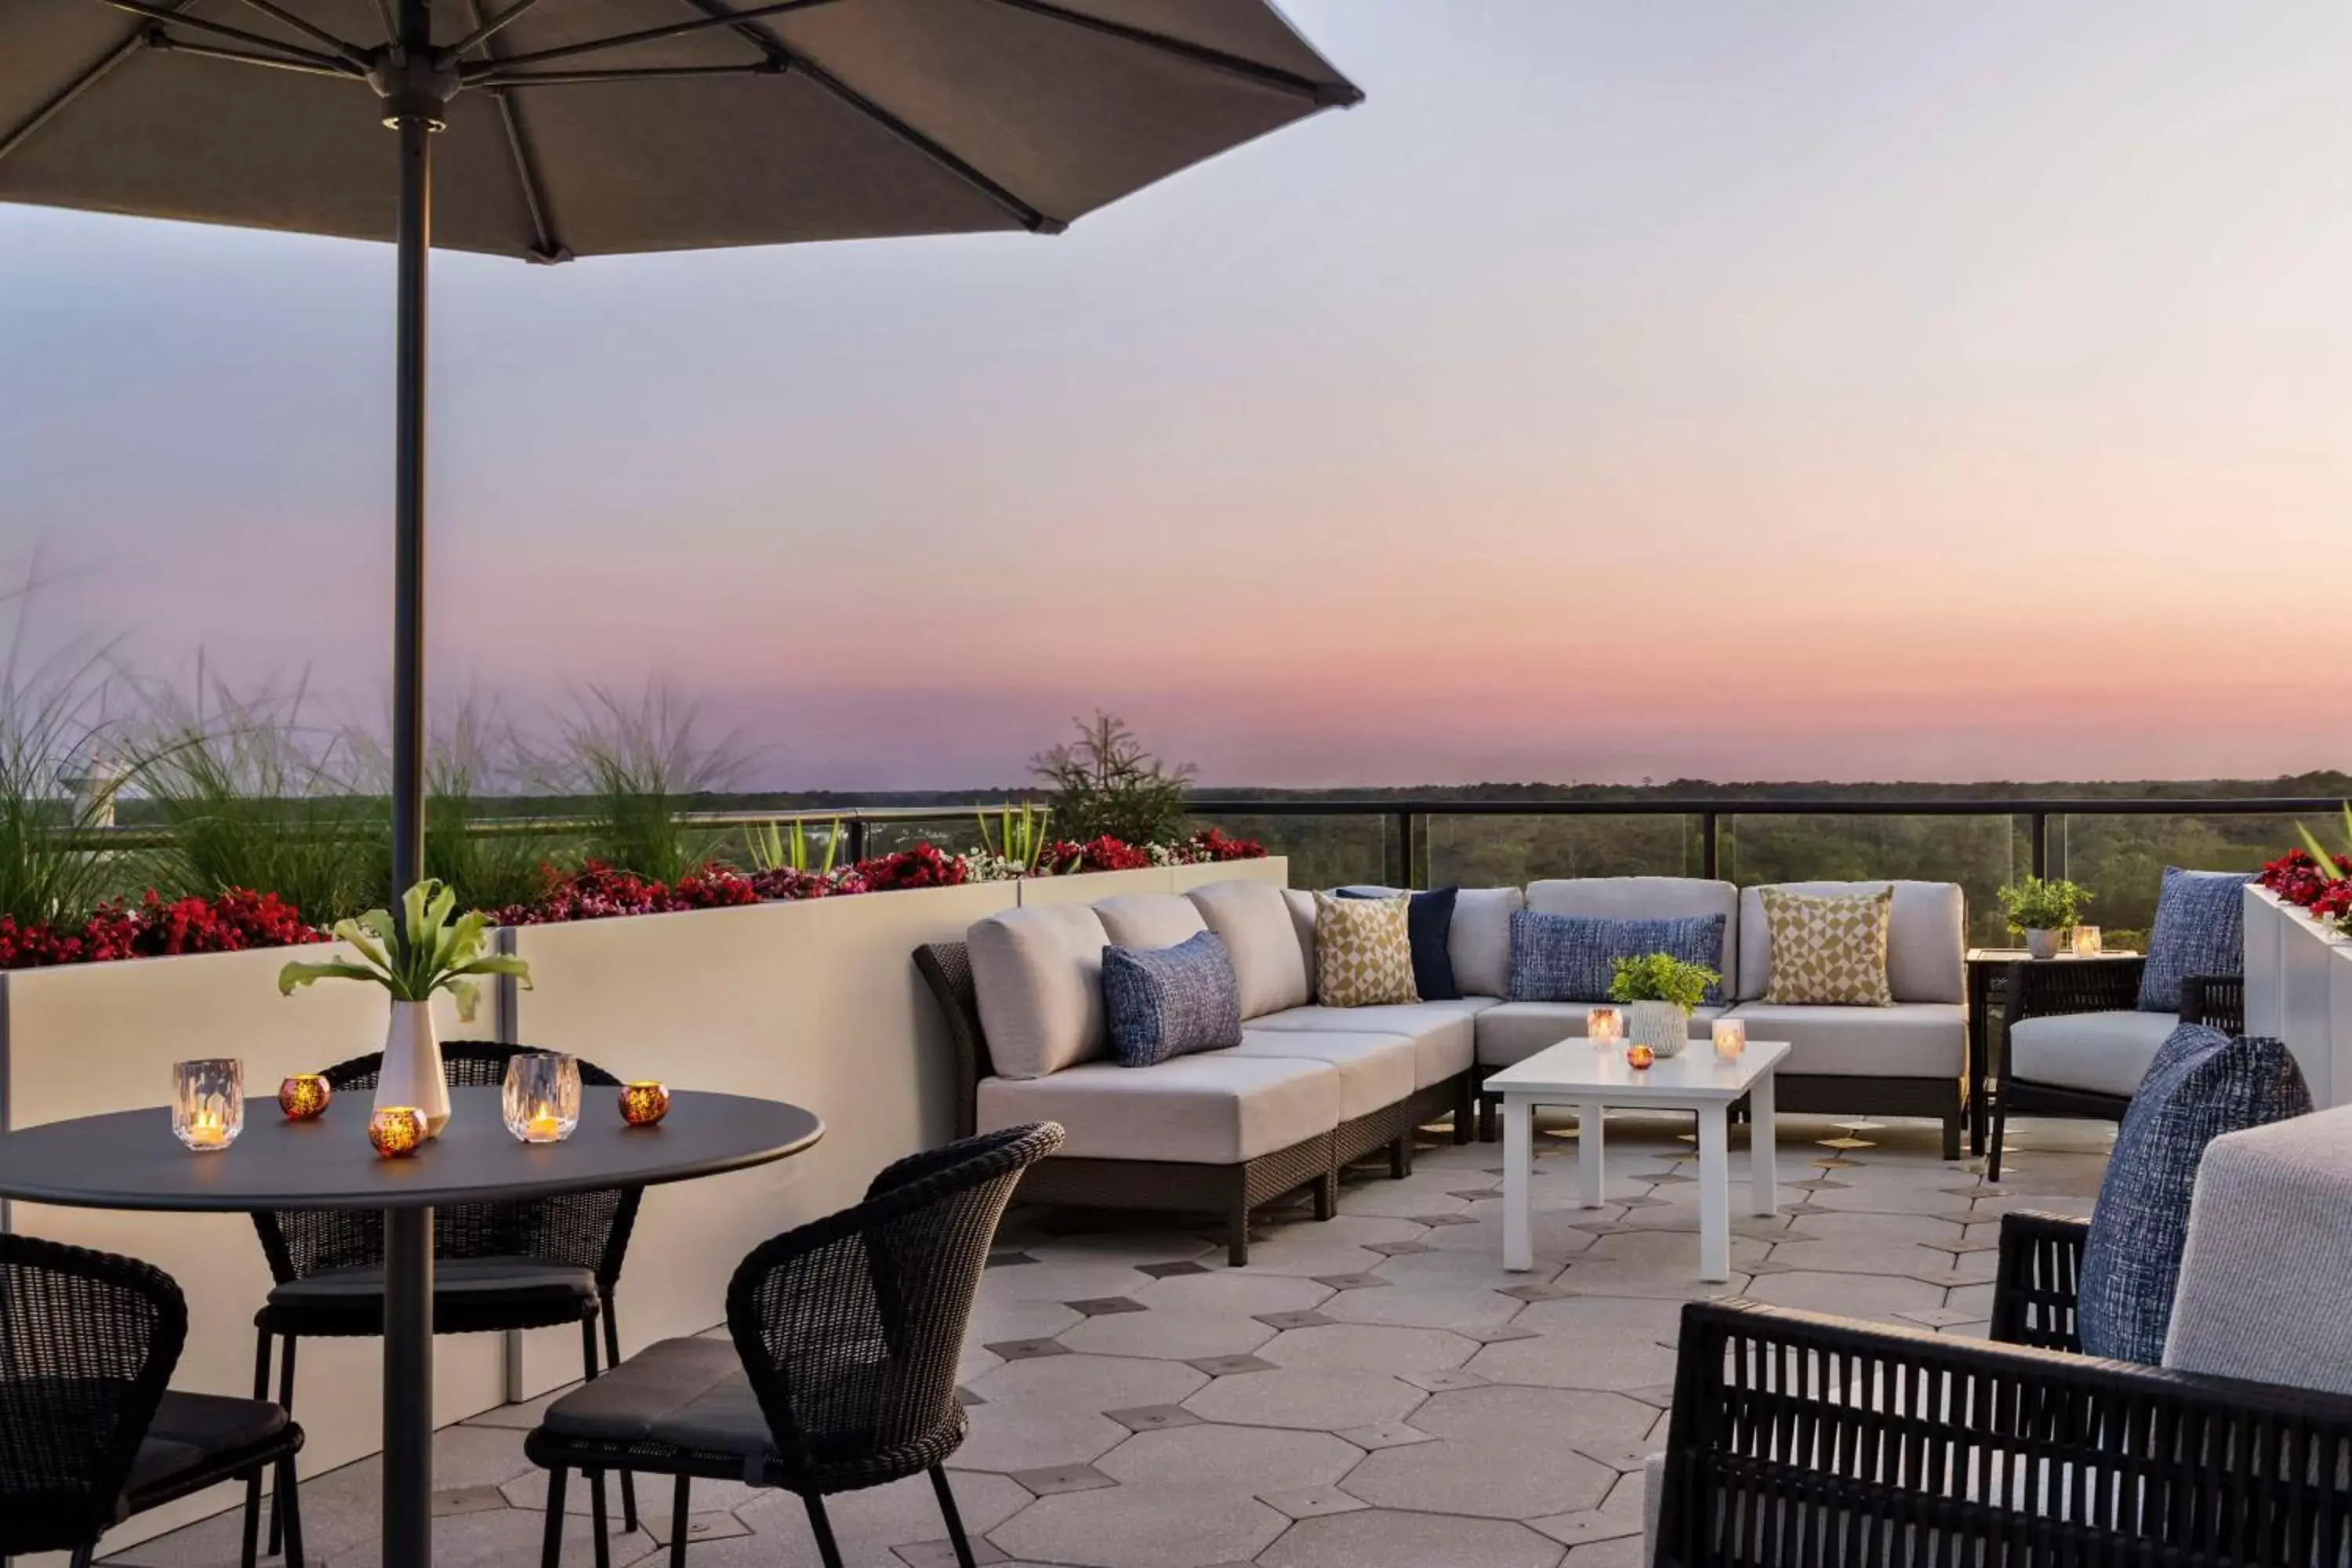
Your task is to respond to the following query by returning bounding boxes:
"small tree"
[1032,713,1195,847]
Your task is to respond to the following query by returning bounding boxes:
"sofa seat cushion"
[1477,1002,1727,1069]
[1719,1001,1965,1078]
[2006,1008,2180,1099]
[975,1054,1341,1164]
[1095,893,1210,952]
[967,902,1113,1080]
[1189,880,1313,1019]
[1246,999,1493,1088]
[1231,1029,1418,1120]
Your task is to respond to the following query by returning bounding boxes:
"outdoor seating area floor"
[102,1112,2112,1568]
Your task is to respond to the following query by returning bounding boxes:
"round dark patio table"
[0,1084,823,1568]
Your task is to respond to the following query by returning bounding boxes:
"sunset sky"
[5,2,2350,789]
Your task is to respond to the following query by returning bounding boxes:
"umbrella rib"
[456,0,842,78]
[449,0,548,58]
[785,53,1061,232]
[0,24,148,165]
[146,32,366,79]
[481,64,780,87]
[96,0,358,74]
[976,0,1364,107]
[462,0,568,263]
[229,0,372,67]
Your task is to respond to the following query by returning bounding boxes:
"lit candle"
[1588,1007,1624,1047]
[1626,1044,1655,1070]
[619,1081,670,1127]
[278,1074,332,1120]
[2071,925,2103,957]
[524,1110,564,1143]
[185,1109,228,1149]
[369,1107,424,1159]
[1713,1019,1748,1059]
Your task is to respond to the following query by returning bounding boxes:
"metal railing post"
[1404,811,1428,889]
[1385,810,1412,888]
[844,817,869,867]
[2028,812,2048,880]
[1700,812,1720,880]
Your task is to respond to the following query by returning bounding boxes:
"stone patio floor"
[106,1112,2111,1568]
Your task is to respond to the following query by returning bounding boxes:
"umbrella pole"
[390,96,430,911]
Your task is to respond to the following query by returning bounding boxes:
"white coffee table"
[1486,1037,1789,1282]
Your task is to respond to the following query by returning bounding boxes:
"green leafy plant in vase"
[279,878,532,1137]
[1608,953,1719,1058]
[1997,877,2090,960]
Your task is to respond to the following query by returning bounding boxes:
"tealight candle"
[2071,925,2103,957]
[502,1052,581,1144]
[1626,1044,1656,1070]
[1588,1007,1624,1047]
[172,1058,244,1152]
[278,1074,332,1120]
[368,1107,424,1159]
[523,1110,565,1144]
[184,1110,229,1149]
[619,1081,670,1127]
[1712,1019,1748,1059]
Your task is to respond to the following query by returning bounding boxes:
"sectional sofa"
[914,874,1966,1265]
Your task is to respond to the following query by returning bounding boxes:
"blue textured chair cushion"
[1102,931,1243,1068]
[2077,1024,2310,1363]
[2137,867,2255,1012]
[1506,911,1727,1004]
[1338,885,1460,1000]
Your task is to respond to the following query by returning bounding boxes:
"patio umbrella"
[0,5,1358,1563]
[0,0,1361,900]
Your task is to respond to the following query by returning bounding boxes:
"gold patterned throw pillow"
[1760,887,1896,1007]
[1313,892,1420,1007]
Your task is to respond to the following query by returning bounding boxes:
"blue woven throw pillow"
[1102,931,1243,1068]
[2077,1024,2310,1363]
[1338,885,1461,1000]
[2137,867,2255,1013]
[1507,911,1726,1004]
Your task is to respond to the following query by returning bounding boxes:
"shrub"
[1032,713,1193,848]
[846,842,970,893]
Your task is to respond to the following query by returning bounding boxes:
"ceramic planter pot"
[378,997,452,1137]
[1625,1000,1690,1058]
[2024,928,2061,961]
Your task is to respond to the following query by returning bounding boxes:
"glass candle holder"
[278,1074,332,1120]
[1588,1007,1624,1047]
[619,1081,670,1127]
[2071,925,2103,957]
[368,1106,424,1159]
[1712,1019,1748,1060]
[1625,1043,1656,1070]
[172,1058,244,1151]
[503,1052,582,1144]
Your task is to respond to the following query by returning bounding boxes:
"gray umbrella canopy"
[0,0,1357,927]
[2,1,1361,254]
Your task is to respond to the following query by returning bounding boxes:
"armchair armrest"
[1999,954,2146,1029]
[2179,973,2245,1034]
[1988,1209,2089,1351]
[1653,1299,2352,1567]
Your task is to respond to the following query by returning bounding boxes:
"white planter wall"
[0,946,499,1549]
[2245,885,2352,1108]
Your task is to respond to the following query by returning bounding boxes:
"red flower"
[749,867,834,901]
[0,888,325,971]
[1181,827,1266,863]
[851,843,970,892]
[2263,848,2352,909]
[1038,837,1152,874]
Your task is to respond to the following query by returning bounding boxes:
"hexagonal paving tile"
[1261,1323,1476,1375]
[1258,1508,1569,1568]
[1095,1421,1360,1492]
[1736,1269,1945,1320]
[1319,1283,1524,1330]
[988,1481,1288,1568]
[1058,1308,1276,1362]
[1129,1268,1332,1318]
[948,1404,1132,1474]
[739,1467,1033,1563]
[1182,1367,1426,1432]
[964,1351,1207,1414]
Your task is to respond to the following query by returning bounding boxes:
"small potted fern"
[1608,953,1719,1058]
[278,879,531,1137]
[1997,877,2089,960]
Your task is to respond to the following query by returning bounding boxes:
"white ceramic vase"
[379,997,452,1137]
[2024,928,2060,961]
[1626,1000,1690,1058]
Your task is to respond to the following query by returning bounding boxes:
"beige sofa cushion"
[1247,999,1493,1088]
[1719,1001,1965,1078]
[974,1053,1341,1164]
[1232,1029,1417,1120]
[2008,1008,2177,1099]
[1525,877,1740,998]
[1095,893,1208,952]
[1449,887,1525,1000]
[1282,889,1318,1000]
[1189,880,1312,1019]
[1736,881,1964,1004]
[967,903,1112,1080]
[1476,1002,1728,1069]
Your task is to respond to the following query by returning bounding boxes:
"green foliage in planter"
[546,684,745,884]
[745,816,840,877]
[1996,876,2089,934]
[978,802,1051,872]
[1608,952,1718,1011]
[0,583,131,925]
[2296,804,2352,886]
[425,725,564,915]
[1032,713,1192,848]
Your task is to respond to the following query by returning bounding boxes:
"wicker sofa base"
[1476,1068,1964,1160]
[1014,1135,1338,1268]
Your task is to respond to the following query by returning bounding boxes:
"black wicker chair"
[1652,1210,2352,1566]
[2,1233,306,1568]
[245,1041,644,1552]
[523,1122,1065,1568]
[1988,959,2244,1180]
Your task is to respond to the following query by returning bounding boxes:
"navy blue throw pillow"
[1508,911,1726,1004]
[2137,867,2256,1013]
[2077,1025,2310,1363]
[1338,885,1461,1000]
[1102,931,1243,1068]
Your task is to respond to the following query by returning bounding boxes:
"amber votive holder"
[279,1074,332,1120]
[368,1107,425,1159]
[1625,1044,1656,1070]
[619,1081,671,1127]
